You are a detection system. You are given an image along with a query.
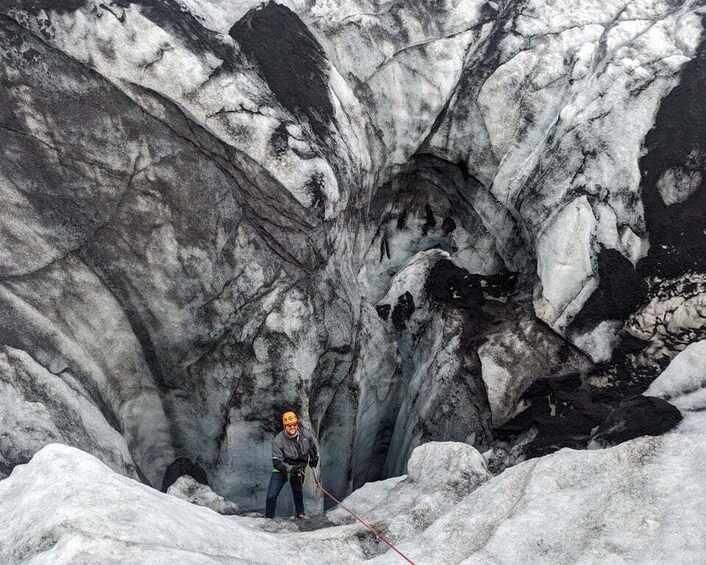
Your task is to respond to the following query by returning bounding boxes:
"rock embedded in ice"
[627,274,706,363]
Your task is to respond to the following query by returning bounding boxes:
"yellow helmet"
[282,411,298,426]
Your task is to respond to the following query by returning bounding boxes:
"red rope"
[308,474,417,565]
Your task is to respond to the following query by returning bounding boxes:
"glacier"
[1,0,705,562]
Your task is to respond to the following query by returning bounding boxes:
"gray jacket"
[271,426,318,474]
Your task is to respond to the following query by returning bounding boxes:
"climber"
[265,411,319,519]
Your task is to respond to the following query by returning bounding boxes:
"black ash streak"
[229,3,334,142]
[638,15,706,279]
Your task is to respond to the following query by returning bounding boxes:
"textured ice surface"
[4,425,706,564]
[534,196,597,331]
[1,0,704,530]
[0,444,363,564]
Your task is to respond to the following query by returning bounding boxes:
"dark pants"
[265,471,304,518]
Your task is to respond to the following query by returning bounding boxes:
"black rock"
[229,2,333,140]
[375,304,391,320]
[391,292,415,331]
[638,15,706,278]
[569,246,649,336]
[591,396,683,447]
[496,374,609,457]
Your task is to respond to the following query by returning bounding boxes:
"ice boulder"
[645,340,706,412]
[167,476,241,516]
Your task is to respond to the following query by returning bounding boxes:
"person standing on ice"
[265,411,319,519]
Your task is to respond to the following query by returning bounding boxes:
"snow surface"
[329,441,491,544]
[369,420,706,564]
[0,444,364,565]
[3,421,706,564]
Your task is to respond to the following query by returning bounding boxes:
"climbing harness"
[308,473,418,565]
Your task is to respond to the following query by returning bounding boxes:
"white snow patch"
[645,340,706,412]
[656,167,703,206]
[326,475,405,525]
[6,418,706,565]
[330,441,490,543]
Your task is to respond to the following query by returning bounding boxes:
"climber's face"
[285,422,298,437]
